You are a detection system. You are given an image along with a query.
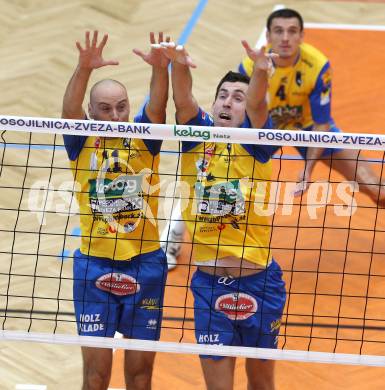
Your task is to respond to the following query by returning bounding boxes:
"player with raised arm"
[62,31,169,390]
[163,40,285,390]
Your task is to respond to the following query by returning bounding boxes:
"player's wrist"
[76,64,94,74]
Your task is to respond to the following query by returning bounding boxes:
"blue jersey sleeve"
[134,105,162,156]
[62,112,88,162]
[309,62,332,124]
[241,115,279,163]
[238,62,247,76]
[63,134,87,161]
[181,108,214,152]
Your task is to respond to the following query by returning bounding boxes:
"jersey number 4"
[276,85,286,101]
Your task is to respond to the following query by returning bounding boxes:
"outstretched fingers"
[85,30,90,49]
[133,32,171,67]
[91,30,98,47]
[75,41,83,53]
[103,58,119,66]
[76,30,119,69]
[132,47,146,59]
[150,31,156,45]
[161,43,197,68]
[178,45,197,68]
[241,39,254,57]
[97,33,109,52]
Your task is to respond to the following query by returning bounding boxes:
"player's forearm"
[246,67,269,127]
[62,66,92,119]
[146,66,169,124]
[171,62,198,124]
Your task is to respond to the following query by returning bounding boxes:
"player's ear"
[266,30,271,44]
[299,29,304,43]
[88,102,94,119]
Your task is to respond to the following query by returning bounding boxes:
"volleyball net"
[1,115,385,366]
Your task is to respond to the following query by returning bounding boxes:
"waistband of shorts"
[74,247,165,264]
[195,259,279,282]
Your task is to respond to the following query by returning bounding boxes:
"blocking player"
[62,31,169,390]
[162,41,286,390]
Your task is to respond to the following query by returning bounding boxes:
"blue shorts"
[73,248,167,340]
[190,259,286,360]
[296,120,342,158]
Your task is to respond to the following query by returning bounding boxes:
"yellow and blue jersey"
[239,43,332,130]
[63,108,161,260]
[180,109,276,267]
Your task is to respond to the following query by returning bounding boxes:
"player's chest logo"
[295,71,302,86]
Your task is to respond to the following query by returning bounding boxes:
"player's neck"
[274,50,300,68]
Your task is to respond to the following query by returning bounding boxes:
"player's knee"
[203,376,234,390]
[246,358,275,390]
[247,377,275,390]
[126,365,153,389]
[125,359,153,390]
[201,360,234,390]
[82,369,110,390]
[246,361,275,390]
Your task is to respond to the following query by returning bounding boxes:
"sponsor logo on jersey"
[124,222,137,233]
[108,225,117,233]
[198,333,220,343]
[320,88,330,106]
[146,318,158,329]
[199,225,218,233]
[295,71,302,86]
[321,68,331,86]
[122,139,142,158]
[215,293,257,320]
[201,110,214,123]
[89,175,144,214]
[97,226,108,235]
[270,319,281,332]
[195,180,245,217]
[196,157,209,175]
[78,313,105,333]
[140,298,160,310]
[95,273,140,295]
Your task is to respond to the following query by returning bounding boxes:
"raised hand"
[241,40,277,75]
[76,30,119,70]
[161,42,197,68]
[133,32,171,68]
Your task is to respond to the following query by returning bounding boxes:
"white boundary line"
[305,22,385,31]
[2,330,385,367]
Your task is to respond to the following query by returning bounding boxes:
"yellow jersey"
[63,112,161,260]
[180,109,275,267]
